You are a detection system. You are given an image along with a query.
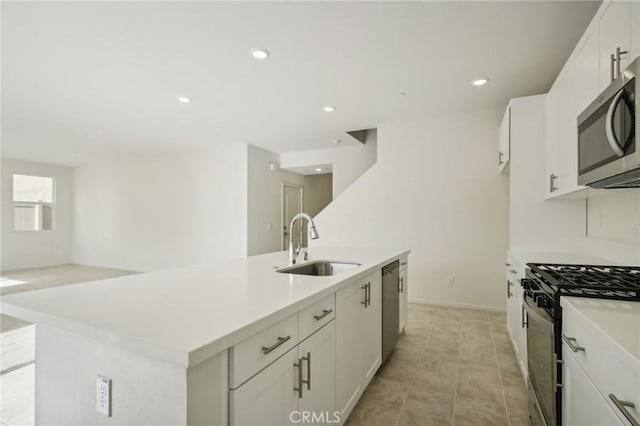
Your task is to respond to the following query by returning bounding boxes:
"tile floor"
[0,264,136,426]
[346,304,530,426]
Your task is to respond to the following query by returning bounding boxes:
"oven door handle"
[605,88,627,157]
[523,295,554,326]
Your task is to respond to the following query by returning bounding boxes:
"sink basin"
[277,260,361,277]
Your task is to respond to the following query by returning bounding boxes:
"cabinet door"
[498,106,510,173]
[335,279,368,417]
[399,267,408,333]
[599,0,632,90]
[574,29,601,115]
[361,273,382,383]
[298,322,336,425]
[562,349,623,426]
[229,348,298,426]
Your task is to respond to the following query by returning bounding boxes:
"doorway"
[282,183,303,250]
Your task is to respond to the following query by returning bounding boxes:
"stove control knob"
[520,278,532,290]
[537,296,551,309]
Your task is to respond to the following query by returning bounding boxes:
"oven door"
[525,295,557,426]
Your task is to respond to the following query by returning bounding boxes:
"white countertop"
[509,249,615,267]
[0,247,408,368]
[561,297,640,367]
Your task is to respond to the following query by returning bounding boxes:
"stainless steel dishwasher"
[381,260,400,365]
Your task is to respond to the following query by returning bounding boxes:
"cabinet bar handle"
[261,335,291,354]
[507,281,513,299]
[302,352,311,391]
[399,276,404,294]
[499,151,504,165]
[562,335,585,353]
[521,305,528,328]
[293,358,303,398]
[611,53,616,82]
[313,309,333,321]
[361,285,368,307]
[616,47,628,78]
[549,173,558,193]
[609,394,640,426]
[366,282,371,307]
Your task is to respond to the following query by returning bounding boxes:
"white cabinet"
[544,0,638,199]
[505,256,527,380]
[399,258,408,333]
[298,322,336,424]
[498,106,510,173]
[230,347,298,426]
[562,345,623,426]
[230,322,336,426]
[336,271,382,421]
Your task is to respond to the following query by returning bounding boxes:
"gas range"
[526,263,640,301]
[522,263,640,426]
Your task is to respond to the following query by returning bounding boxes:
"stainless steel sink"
[277,260,361,276]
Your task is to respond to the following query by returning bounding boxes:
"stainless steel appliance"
[522,263,640,426]
[578,57,638,188]
[381,260,400,365]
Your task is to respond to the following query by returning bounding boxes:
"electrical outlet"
[96,375,112,417]
[448,275,455,286]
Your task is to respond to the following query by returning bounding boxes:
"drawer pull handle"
[609,394,640,426]
[313,309,333,321]
[261,335,291,354]
[562,335,585,353]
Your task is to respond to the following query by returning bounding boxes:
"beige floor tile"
[461,309,490,322]
[458,361,500,382]
[362,377,410,408]
[453,394,508,426]
[456,380,504,409]
[503,383,529,417]
[500,364,526,389]
[509,413,533,426]
[345,399,401,426]
[412,360,457,394]
[377,356,416,385]
[407,384,455,419]
[459,345,497,367]
[398,399,453,426]
[0,315,31,334]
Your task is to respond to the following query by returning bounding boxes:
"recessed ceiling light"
[250,48,270,60]
[315,168,323,172]
[177,96,191,103]
[471,78,489,87]
[323,106,336,112]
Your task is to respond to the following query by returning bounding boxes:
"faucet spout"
[288,213,319,265]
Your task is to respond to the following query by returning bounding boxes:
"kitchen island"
[1,246,409,426]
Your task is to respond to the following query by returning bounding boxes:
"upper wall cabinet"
[545,0,640,199]
[498,105,510,173]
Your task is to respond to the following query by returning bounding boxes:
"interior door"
[282,184,303,250]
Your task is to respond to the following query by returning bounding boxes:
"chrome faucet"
[288,213,319,265]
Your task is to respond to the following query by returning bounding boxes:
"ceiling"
[1,1,600,166]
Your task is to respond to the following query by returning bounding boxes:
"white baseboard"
[408,297,506,313]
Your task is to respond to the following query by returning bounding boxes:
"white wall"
[585,190,640,264]
[1,158,73,271]
[303,174,332,217]
[73,145,248,272]
[280,130,377,199]
[312,108,509,310]
[247,145,305,256]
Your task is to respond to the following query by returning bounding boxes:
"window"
[13,174,55,231]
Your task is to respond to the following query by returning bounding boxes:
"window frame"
[12,174,56,232]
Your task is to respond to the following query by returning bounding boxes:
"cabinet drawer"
[229,314,298,389]
[562,301,640,425]
[298,294,335,341]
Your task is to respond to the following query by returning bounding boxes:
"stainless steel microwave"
[577,57,638,188]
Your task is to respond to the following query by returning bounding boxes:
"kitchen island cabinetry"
[1,247,408,426]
